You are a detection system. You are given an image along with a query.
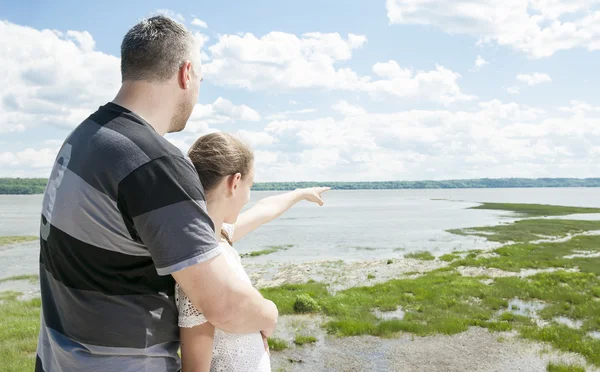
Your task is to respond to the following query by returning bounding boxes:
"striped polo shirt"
[35,103,221,371]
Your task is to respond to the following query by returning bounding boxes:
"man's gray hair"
[121,15,198,82]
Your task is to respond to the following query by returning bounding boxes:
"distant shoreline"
[1,177,600,195]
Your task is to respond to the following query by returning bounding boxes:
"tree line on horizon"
[1,177,600,195]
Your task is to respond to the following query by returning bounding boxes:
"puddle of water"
[564,251,600,259]
[588,331,600,339]
[506,298,546,317]
[373,306,405,321]
[554,316,583,329]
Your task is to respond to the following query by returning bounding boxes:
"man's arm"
[172,254,278,335]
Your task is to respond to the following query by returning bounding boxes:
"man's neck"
[113,81,173,136]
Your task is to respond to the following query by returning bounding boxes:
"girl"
[175,132,329,372]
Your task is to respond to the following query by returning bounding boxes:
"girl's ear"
[227,173,242,196]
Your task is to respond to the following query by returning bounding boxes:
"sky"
[1,0,600,182]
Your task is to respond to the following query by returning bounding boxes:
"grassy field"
[1,202,599,369]
[261,203,600,367]
[0,289,40,371]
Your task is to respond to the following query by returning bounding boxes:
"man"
[36,16,278,371]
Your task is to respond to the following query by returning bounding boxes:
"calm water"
[2,188,600,278]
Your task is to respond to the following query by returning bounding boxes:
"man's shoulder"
[60,104,188,199]
[84,105,184,162]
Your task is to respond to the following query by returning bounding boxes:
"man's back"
[36,103,217,372]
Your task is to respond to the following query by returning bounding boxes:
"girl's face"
[224,164,255,224]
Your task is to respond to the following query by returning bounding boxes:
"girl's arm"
[231,187,330,243]
[180,324,214,372]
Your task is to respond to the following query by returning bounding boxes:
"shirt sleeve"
[118,155,221,276]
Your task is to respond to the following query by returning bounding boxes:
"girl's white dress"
[175,224,271,372]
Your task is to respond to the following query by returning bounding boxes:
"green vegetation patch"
[0,236,38,247]
[262,268,600,365]
[293,294,321,314]
[294,335,317,346]
[546,361,586,372]
[0,275,39,284]
[523,324,600,366]
[241,244,294,257]
[267,338,288,351]
[405,251,435,261]
[0,178,47,195]
[452,234,600,275]
[448,219,600,243]
[470,202,600,217]
[0,292,41,371]
[439,253,461,262]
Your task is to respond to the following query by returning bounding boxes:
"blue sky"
[1,0,599,181]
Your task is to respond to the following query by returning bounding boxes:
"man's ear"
[178,60,193,89]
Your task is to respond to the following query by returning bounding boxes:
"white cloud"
[331,100,366,116]
[191,18,208,28]
[66,30,95,52]
[203,31,367,90]
[506,87,521,94]
[154,9,185,22]
[516,73,553,85]
[186,97,261,132]
[203,32,473,104]
[560,100,600,115]
[367,61,476,105]
[473,55,488,71]
[193,32,210,49]
[0,21,120,133]
[235,130,279,147]
[0,147,59,177]
[258,99,600,181]
[6,99,600,180]
[265,108,316,121]
[386,0,600,58]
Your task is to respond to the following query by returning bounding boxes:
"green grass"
[263,268,600,364]
[404,251,435,261]
[260,283,329,315]
[267,338,289,351]
[293,294,321,313]
[470,202,600,217]
[440,253,460,262]
[294,335,317,346]
[0,236,37,246]
[546,361,586,372]
[0,292,41,371]
[0,275,39,284]
[523,324,600,366]
[448,219,600,244]
[451,234,600,275]
[367,274,376,280]
[241,244,294,257]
